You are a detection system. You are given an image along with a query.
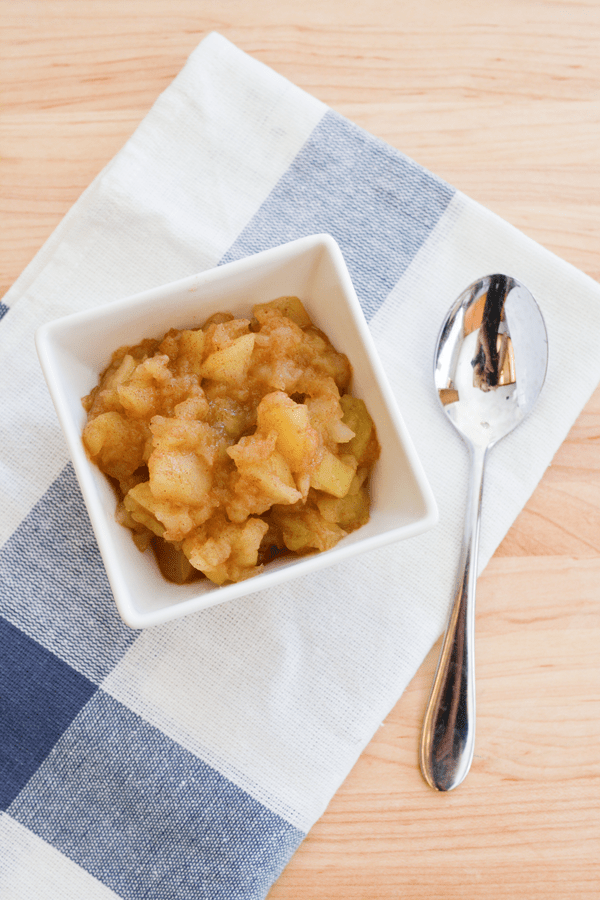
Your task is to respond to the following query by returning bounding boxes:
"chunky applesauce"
[82,296,379,585]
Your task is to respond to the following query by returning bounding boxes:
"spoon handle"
[419,442,487,791]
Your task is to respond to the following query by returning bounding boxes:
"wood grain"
[1,1,599,897]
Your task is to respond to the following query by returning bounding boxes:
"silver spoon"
[419,274,548,792]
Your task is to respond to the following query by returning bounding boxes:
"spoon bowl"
[420,274,548,791]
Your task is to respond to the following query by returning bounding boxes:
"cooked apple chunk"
[310,449,357,498]
[199,333,255,383]
[256,392,319,472]
[183,514,269,585]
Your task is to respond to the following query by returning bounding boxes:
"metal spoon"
[419,274,548,792]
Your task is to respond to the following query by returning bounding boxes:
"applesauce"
[82,296,379,585]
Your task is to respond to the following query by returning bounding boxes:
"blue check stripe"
[9,691,304,900]
[220,109,455,320]
[0,462,137,684]
[0,616,96,810]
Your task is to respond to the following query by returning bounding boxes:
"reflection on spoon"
[471,274,512,390]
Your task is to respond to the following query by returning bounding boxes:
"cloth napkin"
[2,31,600,900]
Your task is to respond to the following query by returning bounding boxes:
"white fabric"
[0,815,121,900]
[103,190,600,832]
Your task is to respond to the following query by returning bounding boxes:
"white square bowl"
[35,234,438,628]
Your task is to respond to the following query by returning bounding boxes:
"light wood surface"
[2,2,599,897]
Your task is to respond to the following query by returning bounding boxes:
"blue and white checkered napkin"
[2,31,600,899]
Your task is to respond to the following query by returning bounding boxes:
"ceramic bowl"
[35,234,438,628]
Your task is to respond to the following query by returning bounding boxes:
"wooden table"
[2,2,599,897]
